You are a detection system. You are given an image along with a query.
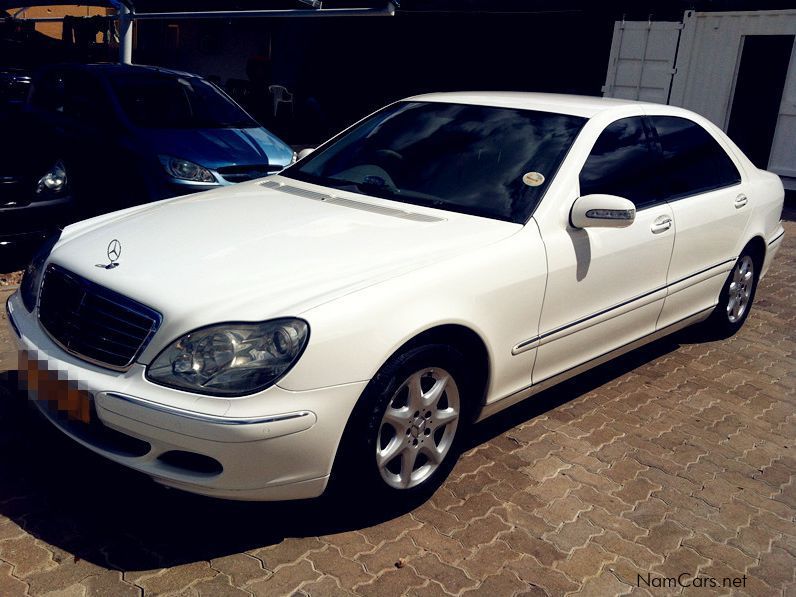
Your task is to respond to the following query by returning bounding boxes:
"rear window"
[650,116,741,200]
[110,74,257,129]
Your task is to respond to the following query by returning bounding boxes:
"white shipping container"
[603,9,796,189]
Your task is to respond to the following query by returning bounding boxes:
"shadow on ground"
[0,323,716,573]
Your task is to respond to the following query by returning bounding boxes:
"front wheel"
[331,344,471,502]
[704,249,759,338]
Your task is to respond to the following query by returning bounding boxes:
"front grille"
[38,265,161,370]
[217,164,280,183]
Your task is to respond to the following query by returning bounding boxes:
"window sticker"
[523,171,545,187]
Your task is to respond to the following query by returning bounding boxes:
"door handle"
[735,194,748,208]
[651,215,672,234]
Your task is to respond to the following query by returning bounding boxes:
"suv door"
[532,116,675,384]
[647,115,749,329]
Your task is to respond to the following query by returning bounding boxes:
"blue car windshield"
[111,74,257,129]
[283,101,585,223]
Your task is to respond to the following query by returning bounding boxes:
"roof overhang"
[1,1,397,18]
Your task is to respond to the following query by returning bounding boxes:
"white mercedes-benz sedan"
[6,93,785,501]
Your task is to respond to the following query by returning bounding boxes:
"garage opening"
[727,34,795,169]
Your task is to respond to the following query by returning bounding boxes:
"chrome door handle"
[651,215,672,233]
[735,194,748,208]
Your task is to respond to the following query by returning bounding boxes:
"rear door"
[648,115,751,328]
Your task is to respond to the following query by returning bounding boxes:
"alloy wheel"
[376,367,460,489]
[727,255,754,323]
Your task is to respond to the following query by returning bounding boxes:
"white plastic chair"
[269,85,294,118]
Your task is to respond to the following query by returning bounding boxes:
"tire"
[330,344,473,503]
[703,247,760,338]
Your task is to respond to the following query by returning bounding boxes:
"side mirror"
[570,194,636,229]
[296,147,315,161]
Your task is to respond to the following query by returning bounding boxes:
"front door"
[533,116,675,384]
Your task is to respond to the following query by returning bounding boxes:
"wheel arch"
[743,235,766,272]
[391,324,491,416]
[327,322,491,494]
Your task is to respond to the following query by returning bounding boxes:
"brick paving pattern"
[0,213,794,596]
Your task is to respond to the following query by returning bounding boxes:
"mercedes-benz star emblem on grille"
[96,239,122,269]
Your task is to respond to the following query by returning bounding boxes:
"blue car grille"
[217,164,281,183]
[38,265,161,370]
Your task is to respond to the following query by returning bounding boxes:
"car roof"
[405,91,660,118]
[38,62,202,80]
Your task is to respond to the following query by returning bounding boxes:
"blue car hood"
[136,127,294,170]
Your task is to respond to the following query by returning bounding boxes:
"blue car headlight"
[20,230,62,312]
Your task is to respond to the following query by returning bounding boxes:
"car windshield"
[283,101,585,223]
[111,73,257,129]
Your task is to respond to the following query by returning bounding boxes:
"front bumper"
[5,292,366,501]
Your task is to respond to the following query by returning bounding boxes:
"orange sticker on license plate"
[18,352,92,424]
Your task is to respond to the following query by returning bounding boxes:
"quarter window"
[579,117,661,209]
[649,116,741,200]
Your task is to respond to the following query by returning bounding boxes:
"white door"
[648,115,753,328]
[602,20,682,104]
[533,116,675,384]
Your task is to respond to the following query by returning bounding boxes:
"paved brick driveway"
[0,214,794,597]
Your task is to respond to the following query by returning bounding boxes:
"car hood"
[135,126,294,169]
[51,176,521,335]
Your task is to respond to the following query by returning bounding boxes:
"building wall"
[14,5,111,40]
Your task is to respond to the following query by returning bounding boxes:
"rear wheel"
[332,344,471,502]
[704,249,760,338]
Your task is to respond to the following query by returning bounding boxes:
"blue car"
[22,63,295,214]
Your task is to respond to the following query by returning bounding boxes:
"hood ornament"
[96,239,122,269]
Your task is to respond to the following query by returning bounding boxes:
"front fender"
[278,225,548,403]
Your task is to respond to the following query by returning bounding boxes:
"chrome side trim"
[482,306,714,422]
[511,259,734,355]
[104,392,313,426]
[768,230,785,246]
[511,336,540,355]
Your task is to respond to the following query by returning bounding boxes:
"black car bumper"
[0,195,73,252]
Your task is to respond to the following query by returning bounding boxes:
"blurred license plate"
[18,351,92,424]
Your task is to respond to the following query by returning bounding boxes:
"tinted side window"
[579,117,660,209]
[650,116,741,200]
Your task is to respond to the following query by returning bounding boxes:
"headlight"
[35,160,68,195]
[146,319,309,396]
[160,156,216,183]
[20,229,62,312]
